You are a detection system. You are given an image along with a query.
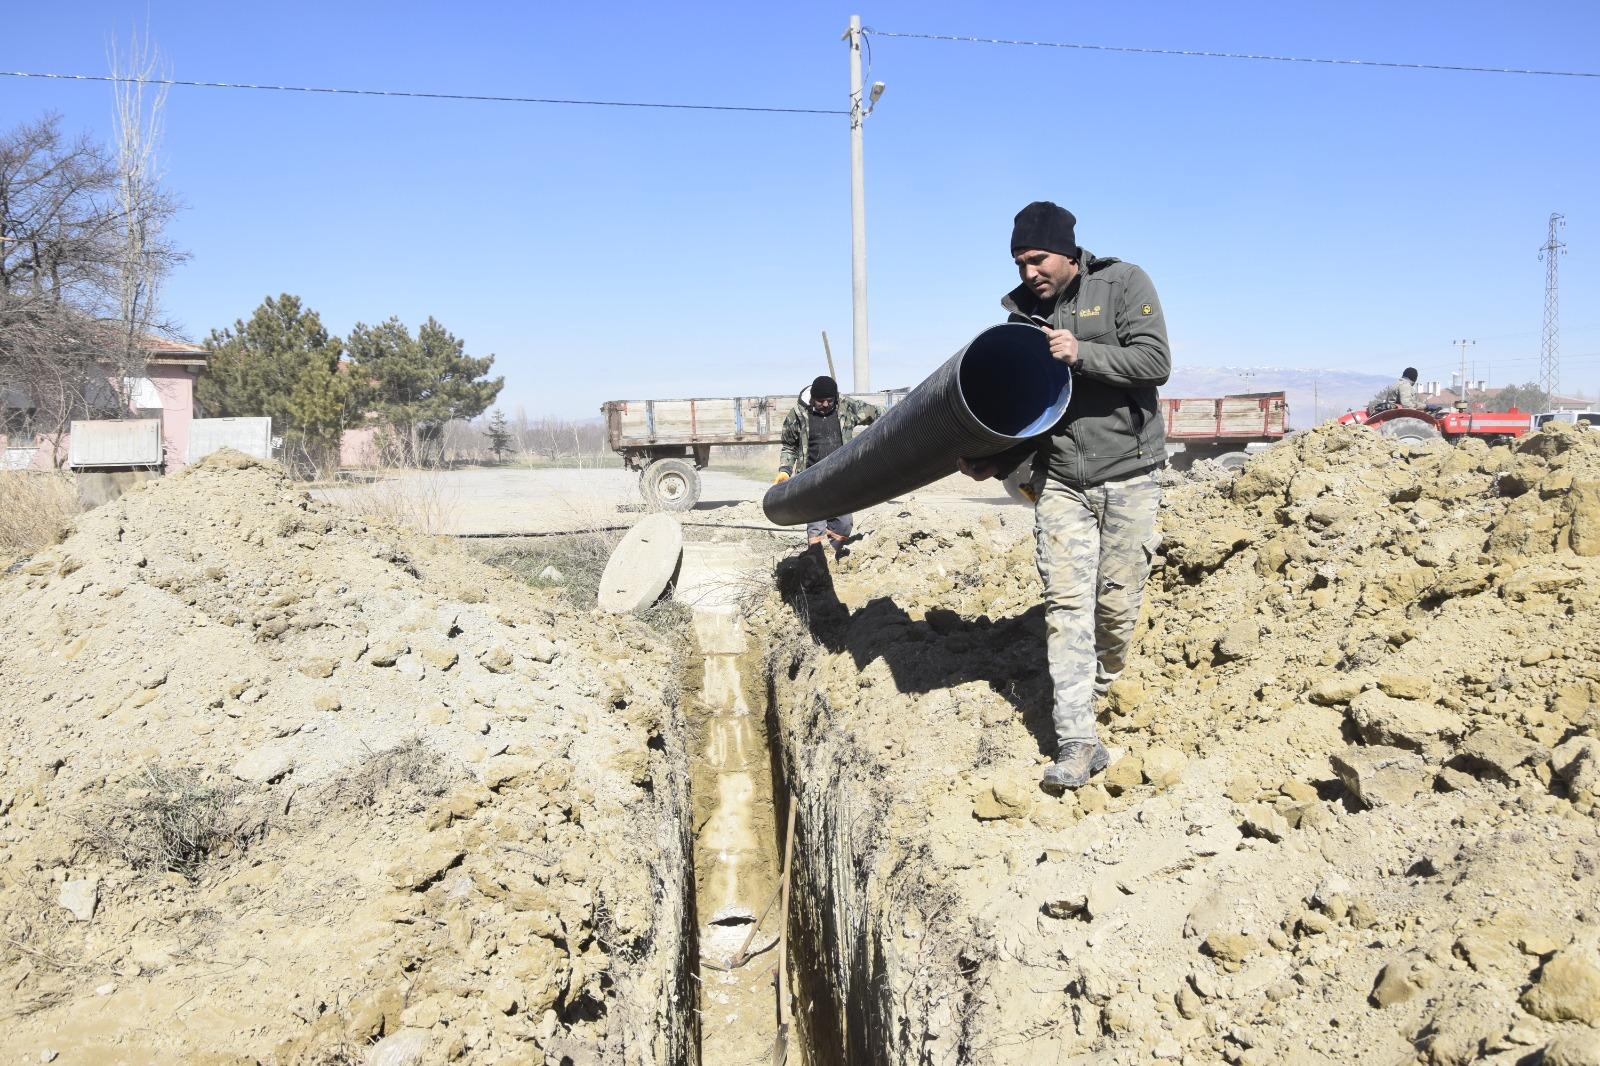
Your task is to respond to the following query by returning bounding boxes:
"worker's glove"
[773,471,790,484]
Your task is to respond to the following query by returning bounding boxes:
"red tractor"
[1337,405,1532,445]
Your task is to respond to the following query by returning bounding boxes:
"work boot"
[1040,740,1110,795]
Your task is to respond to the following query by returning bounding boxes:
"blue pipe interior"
[956,325,1073,438]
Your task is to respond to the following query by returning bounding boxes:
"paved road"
[315,466,1018,536]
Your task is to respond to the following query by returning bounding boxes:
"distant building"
[1414,375,1590,413]
[1,335,208,471]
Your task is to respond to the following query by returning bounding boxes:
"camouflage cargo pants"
[1033,469,1162,748]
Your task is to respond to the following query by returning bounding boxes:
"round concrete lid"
[598,513,685,614]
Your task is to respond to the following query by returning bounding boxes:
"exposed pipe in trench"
[763,323,1071,526]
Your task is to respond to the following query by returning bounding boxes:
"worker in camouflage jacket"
[961,201,1171,794]
[1367,367,1420,414]
[775,375,880,558]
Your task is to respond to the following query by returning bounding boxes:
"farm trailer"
[601,389,908,511]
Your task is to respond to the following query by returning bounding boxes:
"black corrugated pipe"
[763,323,1071,526]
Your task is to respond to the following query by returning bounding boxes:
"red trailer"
[1337,406,1531,445]
[1162,391,1290,470]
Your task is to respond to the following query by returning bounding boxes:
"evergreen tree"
[346,316,503,466]
[1489,383,1550,413]
[484,409,514,461]
[197,294,351,470]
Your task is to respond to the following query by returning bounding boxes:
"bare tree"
[106,29,179,410]
[0,110,183,466]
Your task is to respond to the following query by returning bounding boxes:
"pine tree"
[484,409,514,461]
[346,316,504,466]
[197,294,351,471]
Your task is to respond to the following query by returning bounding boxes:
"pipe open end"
[957,324,1072,439]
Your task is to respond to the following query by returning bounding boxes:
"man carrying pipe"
[960,202,1171,794]
[775,375,881,559]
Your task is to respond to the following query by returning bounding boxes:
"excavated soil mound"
[0,452,693,1064]
[761,422,1600,1064]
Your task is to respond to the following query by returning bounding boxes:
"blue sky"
[6,1,1598,416]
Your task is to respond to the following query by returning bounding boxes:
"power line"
[0,70,848,115]
[863,29,1600,79]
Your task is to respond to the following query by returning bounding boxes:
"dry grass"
[341,466,461,536]
[79,764,256,881]
[0,471,76,555]
[318,736,456,813]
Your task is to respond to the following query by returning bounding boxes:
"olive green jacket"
[778,397,881,475]
[996,250,1171,487]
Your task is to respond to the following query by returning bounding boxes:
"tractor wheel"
[1214,451,1250,473]
[640,457,701,512]
[1374,416,1441,446]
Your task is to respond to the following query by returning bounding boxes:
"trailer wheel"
[1374,416,1441,445]
[640,457,701,512]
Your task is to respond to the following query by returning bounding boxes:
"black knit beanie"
[811,375,839,400]
[1011,201,1078,258]
[1403,367,1418,383]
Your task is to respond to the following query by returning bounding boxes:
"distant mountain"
[1165,366,1393,428]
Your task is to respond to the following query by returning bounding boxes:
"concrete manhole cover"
[598,514,684,614]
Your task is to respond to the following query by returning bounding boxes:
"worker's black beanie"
[1011,201,1078,258]
[811,375,839,399]
[1403,367,1418,383]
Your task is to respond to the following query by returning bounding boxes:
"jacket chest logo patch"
[1075,305,1103,318]
[1140,304,1154,316]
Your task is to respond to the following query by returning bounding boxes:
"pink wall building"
[0,337,208,471]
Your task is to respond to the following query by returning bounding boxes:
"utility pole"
[1540,212,1566,402]
[1453,339,1476,409]
[844,15,883,394]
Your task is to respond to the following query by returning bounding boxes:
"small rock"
[231,746,296,784]
[528,637,558,665]
[419,645,458,671]
[1377,672,1433,700]
[395,656,426,681]
[1551,737,1600,797]
[1331,745,1430,809]
[1520,945,1600,1024]
[1371,957,1431,1007]
[40,1052,58,1064]
[1103,754,1143,796]
[313,692,342,713]
[368,639,408,668]
[1348,690,1464,756]
[1215,621,1260,663]
[1225,773,1258,803]
[237,686,263,705]
[1106,678,1144,714]
[1086,877,1120,920]
[1544,1034,1600,1066]
[1202,932,1260,972]
[1454,727,1545,782]
[387,846,465,891]
[1308,676,1364,706]
[1142,745,1187,788]
[95,981,115,996]
[369,1028,432,1066]
[1241,803,1289,842]
[537,565,565,584]
[298,657,338,679]
[58,877,98,922]
[480,646,515,674]
[138,666,168,690]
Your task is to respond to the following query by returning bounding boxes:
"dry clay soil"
[0,452,696,1064]
[758,422,1600,1065]
[6,424,1600,1065]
